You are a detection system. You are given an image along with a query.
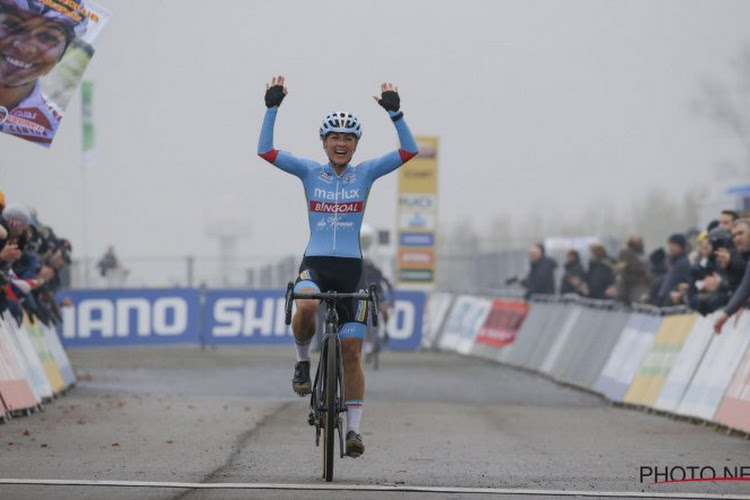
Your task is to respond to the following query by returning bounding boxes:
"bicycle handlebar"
[284,281,380,328]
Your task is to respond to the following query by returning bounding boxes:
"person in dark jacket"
[655,233,692,307]
[560,250,586,295]
[584,243,616,300]
[520,243,557,299]
[614,235,651,304]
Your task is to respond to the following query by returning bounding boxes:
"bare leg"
[292,296,319,343]
[341,337,364,401]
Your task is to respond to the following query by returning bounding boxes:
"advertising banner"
[206,289,425,350]
[61,289,425,350]
[654,314,715,412]
[438,295,492,354]
[714,338,750,433]
[677,311,750,421]
[0,0,111,147]
[474,299,528,349]
[623,313,697,407]
[592,313,661,403]
[396,136,438,285]
[61,289,202,347]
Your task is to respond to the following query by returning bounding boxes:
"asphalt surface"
[0,346,749,500]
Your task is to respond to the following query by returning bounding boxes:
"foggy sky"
[1,0,749,263]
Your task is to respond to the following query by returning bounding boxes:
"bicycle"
[284,282,380,482]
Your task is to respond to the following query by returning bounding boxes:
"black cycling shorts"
[294,256,368,338]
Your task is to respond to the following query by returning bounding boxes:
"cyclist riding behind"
[257,75,418,458]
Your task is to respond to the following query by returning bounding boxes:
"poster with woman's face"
[0,0,110,147]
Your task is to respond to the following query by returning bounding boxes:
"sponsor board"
[438,295,492,355]
[399,194,436,211]
[60,289,425,350]
[475,299,529,349]
[398,249,436,269]
[399,232,435,247]
[400,269,435,282]
[61,289,201,346]
[396,136,438,285]
[399,212,436,230]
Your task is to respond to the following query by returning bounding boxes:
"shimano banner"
[61,289,425,349]
[61,289,201,347]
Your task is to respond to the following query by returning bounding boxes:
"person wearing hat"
[655,233,692,307]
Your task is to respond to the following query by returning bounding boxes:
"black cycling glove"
[377,90,400,112]
[265,85,286,108]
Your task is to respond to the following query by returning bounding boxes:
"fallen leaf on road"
[22,429,31,436]
[40,444,48,448]
[111,442,120,447]
[166,440,174,445]
[76,418,87,425]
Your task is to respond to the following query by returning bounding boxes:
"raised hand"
[265,75,288,108]
[374,82,400,112]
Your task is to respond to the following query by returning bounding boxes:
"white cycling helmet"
[0,0,90,40]
[319,111,362,139]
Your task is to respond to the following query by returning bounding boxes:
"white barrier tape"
[0,478,749,499]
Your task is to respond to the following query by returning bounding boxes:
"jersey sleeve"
[257,107,311,179]
[362,112,419,181]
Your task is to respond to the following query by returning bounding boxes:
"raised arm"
[714,259,750,333]
[363,83,419,180]
[257,76,309,178]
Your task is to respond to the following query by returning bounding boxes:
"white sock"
[346,400,363,433]
[295,339,311,362]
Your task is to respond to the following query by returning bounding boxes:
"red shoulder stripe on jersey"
[399,149,417,163]
[259,149,279,163]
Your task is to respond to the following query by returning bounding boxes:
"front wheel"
[322,334,337,482]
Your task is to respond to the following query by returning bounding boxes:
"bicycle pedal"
[308,411,315,426]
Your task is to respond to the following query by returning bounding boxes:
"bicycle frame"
[284,282,379,481]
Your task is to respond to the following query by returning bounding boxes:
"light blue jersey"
[258,108,418,259]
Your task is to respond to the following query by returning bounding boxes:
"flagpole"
[81,81,94,288]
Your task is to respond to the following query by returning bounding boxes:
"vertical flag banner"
[81,80,93,165]
[0,0,111,148]
[396,136,438,286]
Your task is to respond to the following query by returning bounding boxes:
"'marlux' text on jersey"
[313,187,360,200]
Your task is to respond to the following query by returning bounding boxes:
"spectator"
[655,233,692,307]
[714,222,749,294]
[614,235,651,304]
[647,248,668,304]
[684,231,729,315]
[718,210,740,231]
[519,243,557,299]
[97,245,128,287]
[714,219,750,333]
[0,198,71,327]
[560,250,586,295]
[583,243,616,300]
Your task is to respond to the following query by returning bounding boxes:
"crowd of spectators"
[0,188,72,328]
[517,209,750,333]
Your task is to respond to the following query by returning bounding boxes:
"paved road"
[0,346,748,499]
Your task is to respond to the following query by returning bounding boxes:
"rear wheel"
[322,332,337,482]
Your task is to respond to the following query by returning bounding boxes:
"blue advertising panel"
[205,289,293,345]
[205,289,426,350]
[60,289,201,347]
[59,289,425,350]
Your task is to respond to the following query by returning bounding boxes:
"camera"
[709,228,733,250]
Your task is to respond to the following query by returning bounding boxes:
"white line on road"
[0,478,749,499]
